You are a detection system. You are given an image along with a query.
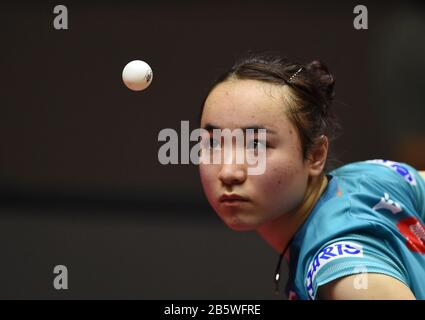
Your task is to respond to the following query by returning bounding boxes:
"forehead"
[201,79,291,130]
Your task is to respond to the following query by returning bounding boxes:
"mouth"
[219,193,250,205]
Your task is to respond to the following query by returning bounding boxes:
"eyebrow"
[202,123,277,134]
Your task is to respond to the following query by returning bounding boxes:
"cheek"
[257,155,308,208]
[199,164,225,215]
[262,161,299,192]
[199,164,217,196]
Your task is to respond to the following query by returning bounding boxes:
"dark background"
[0,0,424,299]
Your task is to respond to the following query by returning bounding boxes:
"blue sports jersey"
[286,159,425,300]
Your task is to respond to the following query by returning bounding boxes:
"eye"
[246,139,266,150]
[202,137,221,150]
[210,137,221,149]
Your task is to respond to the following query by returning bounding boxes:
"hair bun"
[305,60,335,106]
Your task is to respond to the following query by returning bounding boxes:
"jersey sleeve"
[304,232,410,300]
[399,162,425,220]
[366,160,425,220]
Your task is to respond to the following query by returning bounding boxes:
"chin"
[227,224,253,232]
[222,214,259,231]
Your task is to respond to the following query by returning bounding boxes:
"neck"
[256,174,328,254]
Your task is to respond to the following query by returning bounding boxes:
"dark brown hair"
[201,51,342,174]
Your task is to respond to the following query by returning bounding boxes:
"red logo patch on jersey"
[396,217,425,254]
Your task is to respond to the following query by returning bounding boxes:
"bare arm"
[317,273,416,300]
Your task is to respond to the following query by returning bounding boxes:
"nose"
[218,163,247,186]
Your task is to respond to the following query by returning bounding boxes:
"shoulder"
[333,159,425,221]
[359,159,419,184]
[332,159,419,188]
[331,160,416,190]
[331,159,424,221]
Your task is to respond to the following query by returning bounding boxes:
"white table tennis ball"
[122,60,153,91]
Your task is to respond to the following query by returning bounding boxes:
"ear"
[307,135,329,177]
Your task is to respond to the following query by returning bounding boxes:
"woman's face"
[199,79,311,231]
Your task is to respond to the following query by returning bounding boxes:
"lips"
[219,194,250,203]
